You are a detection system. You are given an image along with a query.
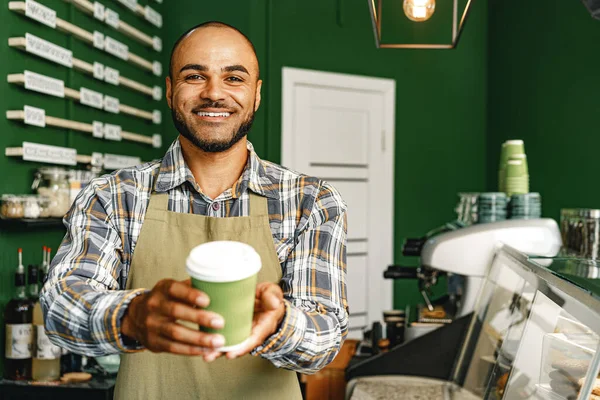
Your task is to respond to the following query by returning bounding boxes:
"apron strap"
[147,192,169,211]
[249,192,269,217]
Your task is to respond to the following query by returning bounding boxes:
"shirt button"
[212,202,220,211]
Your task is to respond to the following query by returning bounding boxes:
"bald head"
[169,21,259,80]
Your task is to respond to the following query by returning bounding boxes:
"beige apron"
[114,191,302,400]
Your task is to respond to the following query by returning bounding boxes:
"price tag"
[152,134,162,149]
[152,110,161,124]
[144,6,162,28]
[93,62,105,80]
[24,105,45,127]
[25,33,73,68]
[92,121,104,138]
[104,66,119,85]
[93,2,105,21]
[103,153,141,170]
[152,36,162,52]
[104,36,128,60]
[152,61,162,77]
[152,86,162,101]
[104,8,120,28]
[117,0,138,12]
[24,70,64,98]
[80,87,104,109]
[23,142,77,166]
[103,124,122,141]
[93,31,105,50]
[25,0,57,28]
[103,95,120,114]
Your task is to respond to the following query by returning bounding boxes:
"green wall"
[487,0,600,219]
[0,0,167,374]
[163,0,488,310]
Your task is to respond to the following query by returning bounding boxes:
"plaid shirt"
[40,138,348,374]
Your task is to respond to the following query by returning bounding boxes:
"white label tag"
[23,141,77,165]
[152,110,161,124]
[144,6,162,27]
[103,153,141,169]
[103,124,122,141]
[24,105,46,127]
[92,121,104,138]
[25,0,57,28]
[93,2,105,20]
[152,133,162,148]
[93,62,105,80]
[25,33,73,68]
[152,36,162,52]
[152,61,162,77]
[80,87,104,109]
[104,8,120,28]
[91,152,104,166]
[24,70,64,98]
[152,86,162,101]
[5,324,33,360]
[93,31,105,50]
[104,36,129,60]
[35,325,61,360]
[103,95,120,114]
[118,0,138,11]
[104,66,120,85]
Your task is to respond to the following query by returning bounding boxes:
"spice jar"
[38,196,52,218]
[32,167,71,218]
[1,195,25,219]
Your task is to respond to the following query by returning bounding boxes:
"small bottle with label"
[30,260,61,381]
[3,249,33,380]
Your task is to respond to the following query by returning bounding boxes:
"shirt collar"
[155,138,280,200]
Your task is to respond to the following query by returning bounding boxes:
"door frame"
[281,66,395,328]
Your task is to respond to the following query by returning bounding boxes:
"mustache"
[192,101,233,113]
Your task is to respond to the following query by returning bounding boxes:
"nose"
[199,78,225,102]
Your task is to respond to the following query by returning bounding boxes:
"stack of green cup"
[498,140,529,196]
[509,193,542,219]
[477,193,508,224]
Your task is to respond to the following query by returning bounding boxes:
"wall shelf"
[0,218,64,230]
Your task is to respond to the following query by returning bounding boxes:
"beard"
[172,102,255,153]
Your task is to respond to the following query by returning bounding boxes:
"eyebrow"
[179,64,249,75]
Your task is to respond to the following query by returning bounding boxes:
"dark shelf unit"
[0,218,64,230]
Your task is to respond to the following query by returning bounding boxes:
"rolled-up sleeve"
[253,182,348,374]
[40,178,145,356]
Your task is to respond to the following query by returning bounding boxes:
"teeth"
[197,112,231,117]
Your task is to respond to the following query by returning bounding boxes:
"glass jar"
[32,167,71,218]
[23,195,41,219]
[1,195,25,219]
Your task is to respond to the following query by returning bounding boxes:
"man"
[40,21,348,399]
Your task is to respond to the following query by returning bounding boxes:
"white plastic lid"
[186,241,262,282]
[505,140,524,145]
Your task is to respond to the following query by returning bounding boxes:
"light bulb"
[403,0,436,22]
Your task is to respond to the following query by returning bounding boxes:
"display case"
[346,245,600,400]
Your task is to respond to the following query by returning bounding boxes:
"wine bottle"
[3,249,33,380]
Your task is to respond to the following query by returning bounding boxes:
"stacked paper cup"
[477,193,508,223]
[509,193,542,219]
[499,140,529,196]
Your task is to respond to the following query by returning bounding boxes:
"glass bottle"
[30,260,61,381]
[3,249,33,380]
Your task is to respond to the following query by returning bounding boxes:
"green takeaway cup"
[186,241,262,352]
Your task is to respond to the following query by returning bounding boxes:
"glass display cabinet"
[346,245,600,400]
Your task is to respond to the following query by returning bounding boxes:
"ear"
[254,80,262,112]
[165,76,172,109]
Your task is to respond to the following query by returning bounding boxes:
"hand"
[224,282,286,360]
[121,279,226,360]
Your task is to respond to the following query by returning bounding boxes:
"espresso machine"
[346,218,563,385]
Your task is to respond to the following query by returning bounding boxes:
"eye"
[185,74,203,81]
[226,76,244,83]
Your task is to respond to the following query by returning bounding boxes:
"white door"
[282,67,395,339]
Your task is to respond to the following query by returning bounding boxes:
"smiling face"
[166,26,262,153]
